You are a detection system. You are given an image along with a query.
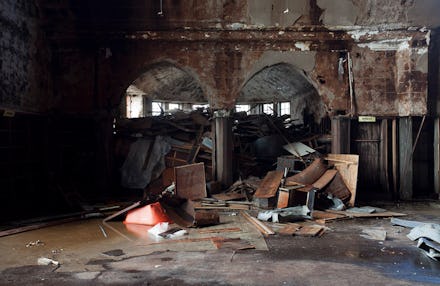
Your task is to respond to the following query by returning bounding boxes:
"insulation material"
[120,136,171,189]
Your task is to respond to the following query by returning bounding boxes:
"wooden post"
[434,117,440,198]
[214,110,233,188]
[399,117,413,200]
[392,118,398,199]
[380,119,390,194]
[331,116,351,154]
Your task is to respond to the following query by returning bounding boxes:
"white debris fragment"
[148,222,169,237]
[283,8,289,14]
[294,42,310,51]
[26,240,44,248]
[348,29,379,42]
[37,257,59,266]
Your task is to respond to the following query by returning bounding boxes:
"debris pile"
[392,218,440,261]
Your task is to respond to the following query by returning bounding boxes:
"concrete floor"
[0,202,439,285]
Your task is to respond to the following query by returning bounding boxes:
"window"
[192,104,209,111]
[168,103,180,111]
[263,103,274,115]
[235,104,250,114]
[126,95,143,118]
[152,101,163,116]
[280,102,290,116]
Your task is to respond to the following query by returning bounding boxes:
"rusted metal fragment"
[254,170,284,199]
[313,169,338,190]
[175,163,207,200]
[285,158,328,186]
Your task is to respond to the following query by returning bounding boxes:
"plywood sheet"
[283,142,316,157]
[174,163,207,200]
[254,170,284,199]
[325,154,359,207]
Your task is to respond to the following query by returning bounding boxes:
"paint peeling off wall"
[357,38,412,51]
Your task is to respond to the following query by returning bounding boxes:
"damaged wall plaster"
[0,0,52,111]
[316,0,358,26]
[248,0,309,27]
[408,0,440,28]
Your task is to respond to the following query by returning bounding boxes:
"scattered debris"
[407,223,440,244]
[99,225,108,238]
[360,228,387,241]
[257,206,310,223]
[148,222,170,237]
[102,249,125,257]
[37,257,59,266]
[26,240,45,248]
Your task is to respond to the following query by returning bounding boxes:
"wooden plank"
[198,227,242,234]
[277,189,290,208]
[241,211,275,236]
[312,210,347,221]
[325,154,359,207]
[278,223,301,235]
[174,162,207,200]
[312,169,338,190]
[294,225,325,237]
[326,210,406,218]
[285,158,327,186]
[254,170,284,198]
[212,192,247,201]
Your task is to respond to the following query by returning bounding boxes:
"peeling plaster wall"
[0,0,52,112]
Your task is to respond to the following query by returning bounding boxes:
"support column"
[331,116,351,154]
[399,117,413,200]
[434,118,440,198]
[214,110,233,188]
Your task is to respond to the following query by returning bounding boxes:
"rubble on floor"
[392,218,440,261]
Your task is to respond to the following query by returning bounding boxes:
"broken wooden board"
[278,223,301,236]
[211,237,255,250]
[294,225,325,237]
[174,163,207,200]
[212,192,247,201]
[253,170,284,199]
[312,210,348,223]
[325,154,359,207]
[198,227,242,234]
[313,169,338,190]
[285,158,327,186]
[326,209,406,218]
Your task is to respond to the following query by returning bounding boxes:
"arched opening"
[120,61,208,118]
[233,63,330,177]
[114,61,212,193]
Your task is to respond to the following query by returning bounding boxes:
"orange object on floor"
[124,202,172,225]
